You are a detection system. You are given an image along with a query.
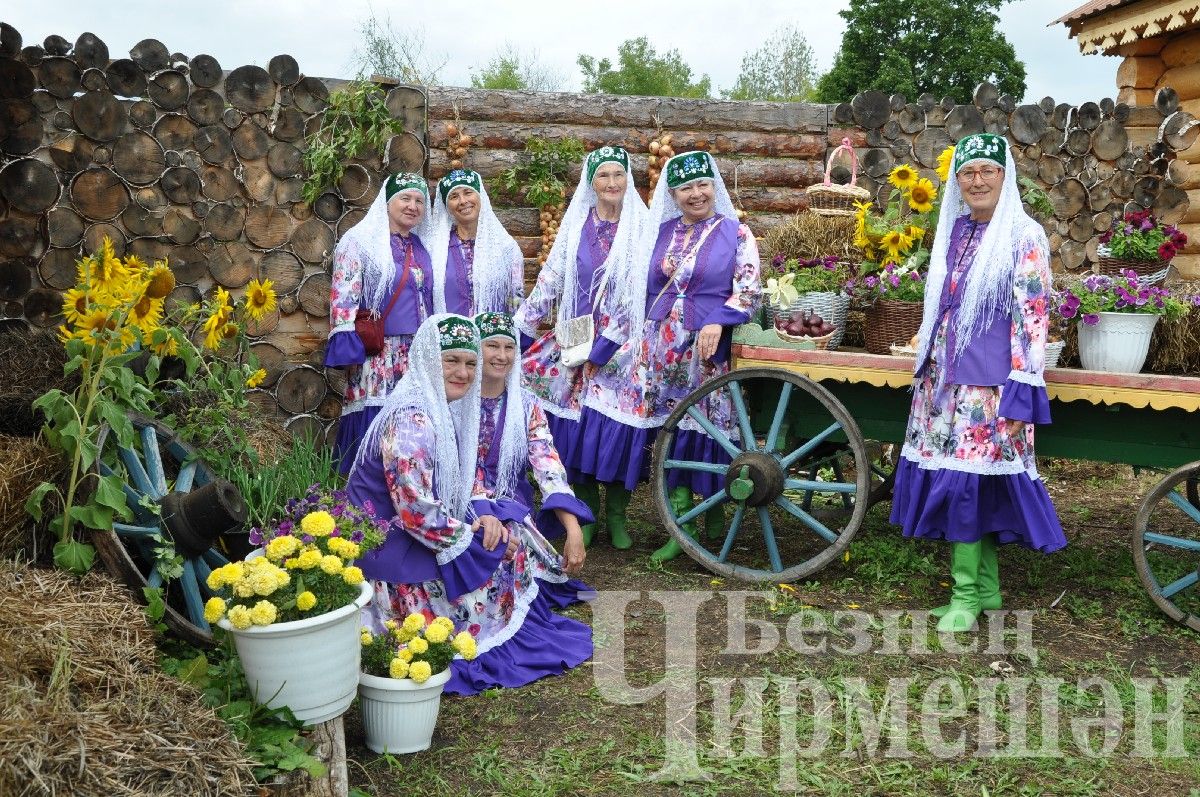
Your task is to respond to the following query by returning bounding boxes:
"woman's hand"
[472,515,509,551]
[562,529,586,574]
[502,533,520,561]
[1005,419,1026,439]
[696,323,722,360]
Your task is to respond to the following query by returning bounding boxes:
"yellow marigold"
[408,660,432,684]
[244,277,277,321]
[297,549,322,569]
[907,178,937,214]
[227,604,253,630]
[424,622,449,644]
[319,554,343,575]
[452,631,477,660]
[389,657,410,679]
[361,630,373,645]
[144,261,176,299]
[342,565,364,585]
[203,597,226,624]
[408,636,429,654]
[394,627,416,643]
[402,613,426,632]
[301,510,336,537]
[935,146,955,184]
[234,581,256,598]
[397,647,414,662]
[384,619,398,630]
[888,163,918,191]
[432,616,454,631]
[249,600,278,626]
[246,368,267,389]
[297,591,317,611]
[265,535,299,561]
[274,569,288,587]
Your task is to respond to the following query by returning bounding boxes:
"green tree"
[470,44,565,92]
[577,37,711,98]
[352,11,447,85]
[816,0,1026,103]
[725,25,820,102]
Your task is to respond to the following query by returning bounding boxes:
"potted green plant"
[1057,270,1198,373]
[204,485,384,725]
[359,614,478,753]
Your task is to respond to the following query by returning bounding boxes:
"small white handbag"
[554,313,594,368]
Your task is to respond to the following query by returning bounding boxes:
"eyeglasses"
[957,166,1002,183]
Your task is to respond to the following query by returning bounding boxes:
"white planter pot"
[219,579,373,725]
[1077,311,1159,374]
[358,667,452,754]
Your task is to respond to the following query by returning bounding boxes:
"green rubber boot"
[605,483,633,550]
[651,487,698,564]
[931,535,1001,617]
[935,540,983,633]
[705,503,726,541]
[574,479,601,547]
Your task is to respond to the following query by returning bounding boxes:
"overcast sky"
[4,1,1116,105]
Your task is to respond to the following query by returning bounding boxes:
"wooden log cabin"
[1059,0,1200,278]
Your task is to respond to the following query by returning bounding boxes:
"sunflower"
[130,293,164,332]
[888,164,918,191]
[907,224,926,243]
[148,330,180,358]
[935,146,955,183]
[91,237,129,294]
[61,287,91,326]
[244,278,277,321]
[144,261,176,299]
[202,322,224,351]
[907,179,937,213]
[213,286,234,321]
[879,229,914,264]
[246,368,267,389]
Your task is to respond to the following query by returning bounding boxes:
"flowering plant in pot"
[1058,270,1198,373]
[358,614,478,753]
[202,486,386,724]
[1097,209,1187,281]
[767,255,857,348]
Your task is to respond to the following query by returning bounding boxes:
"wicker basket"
[1095,253,1170,285]
[863,300,925,355]
[806,137,871,217]
[790,291,851,350]
[1045,340,1065,369]
[776,327,836,349]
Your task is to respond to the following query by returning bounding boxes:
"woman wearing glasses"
[890,133,1065,633]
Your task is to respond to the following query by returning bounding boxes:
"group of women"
[325,146,761,692]
[322,131,1065,691]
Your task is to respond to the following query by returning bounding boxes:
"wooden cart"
[650,343,1200,630]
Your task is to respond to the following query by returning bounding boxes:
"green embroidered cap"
[438,169,483,204]
[437,315,479,352]
[665,151,716,189]
[585,145,630,182]
[474,311,516,343]
[952,133,1007,174]
[385,172,428,202]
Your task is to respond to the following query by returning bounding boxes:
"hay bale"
[0,436,65,561]
[761,212,862,276]
[0,562,259,796]
[1146,280,1200,375]
[0,328,77,437]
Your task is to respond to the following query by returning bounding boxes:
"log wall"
[1,21,1195,438]
[1116,30,1200,278]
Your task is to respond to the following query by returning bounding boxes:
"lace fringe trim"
[901,444,1041,480]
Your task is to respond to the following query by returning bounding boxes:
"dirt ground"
[347,459,1200,797]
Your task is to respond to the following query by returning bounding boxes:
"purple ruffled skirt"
[664,429,732,498]
[569,407,658,491]
[889,459,1066,553]
[444,578,593,696]
[333,406,381,475]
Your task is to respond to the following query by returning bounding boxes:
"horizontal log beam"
[427,86,831,134]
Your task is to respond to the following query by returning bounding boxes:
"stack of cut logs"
[0,23,427,442]
[830,85,1195,275]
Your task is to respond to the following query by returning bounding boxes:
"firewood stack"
[0,23,427,441]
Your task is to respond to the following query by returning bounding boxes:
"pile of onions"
[538,195,566,265]
[444,121,471,171]
[646,132,674,194]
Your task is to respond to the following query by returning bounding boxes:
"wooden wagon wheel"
[1132,461,1200,632]
[93,413,247,646]
[650,367,871,582]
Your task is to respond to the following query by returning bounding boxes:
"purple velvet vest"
[444,232,474,315]
[346,440,440,584]
[572,216,610,319]
[645,216,740,330]
[382,233,434,336]
[917,217,1016,386]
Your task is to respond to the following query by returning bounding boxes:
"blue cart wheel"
[92,413,246,646]
[1133,461,1200,633]
[650,367,871,582]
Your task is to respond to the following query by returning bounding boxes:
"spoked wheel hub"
[161,480,247,559]
[725,452,785,507]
